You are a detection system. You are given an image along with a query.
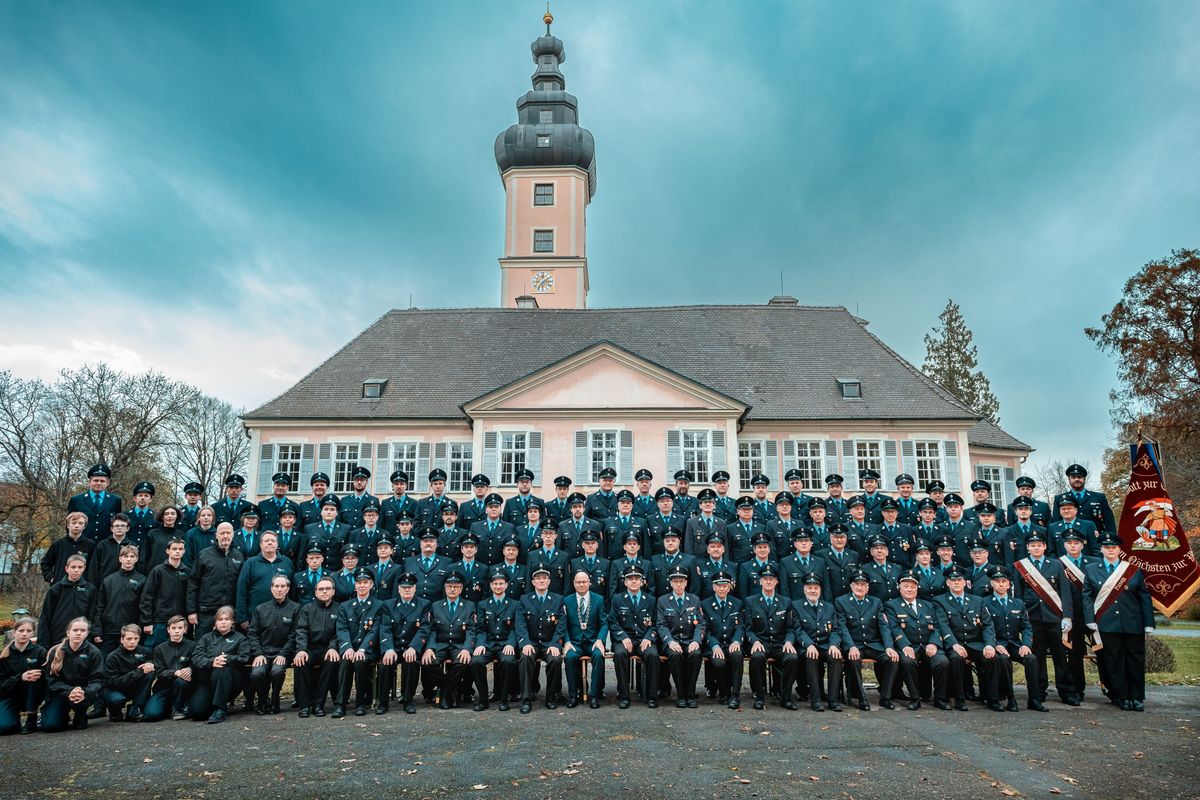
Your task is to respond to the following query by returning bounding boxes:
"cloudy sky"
[1,1,1197,477]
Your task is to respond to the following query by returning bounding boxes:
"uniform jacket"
[883,597,944,649]
[293,599,341,653]
[743,593,795,648]
[701,595,744,650]
[515,592,567,649]
[425,598,477,653]
[258,496,302,534]
[833,594,891,651]
[779,553,830,600]
[934,593,996,649]
[335,596,387,657]
[67,491,123,541]
[608,591,658,644]
[1082,561,1155,634]
[403,554,453,602]
[683,516,727,558]
[563,591,608,646]
[248,598,300,659]
[986,595,1032,648]
[792,598,843,649]
[473,595,517,650]
[212,497,257,528]
[46,642,105,702]
[382,596,430,653]
[655,592,707,647]
[235,554,295,623]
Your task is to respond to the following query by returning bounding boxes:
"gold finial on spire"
[544,2,554,32]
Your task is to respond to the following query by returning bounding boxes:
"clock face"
[531,270,555,293]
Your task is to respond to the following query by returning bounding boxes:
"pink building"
[242,20,1032,506]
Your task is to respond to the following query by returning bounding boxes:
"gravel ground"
[3,684,1198,800]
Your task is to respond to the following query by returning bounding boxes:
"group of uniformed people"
[2,459,1154,733]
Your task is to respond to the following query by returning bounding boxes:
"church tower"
[494,9,596,309]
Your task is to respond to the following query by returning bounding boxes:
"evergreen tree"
[922,300,1001,424]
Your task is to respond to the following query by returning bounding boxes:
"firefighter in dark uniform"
[1058,530,1099,704]
[972,501,1008,565]
[557,492,601,559]
[1012,530,1073,706]
[700,569,744,708]
[783,469,815,523]
[332,568,386,718]
[515,566,566,713]
[1048,495,1101,556]
[893,474,920,525]
[986,566,1045,712]
[473,493,516,566]
[649,530,696,599]
[710,470,737,524]
[609,565,660,708]
[391,510,421,561]
[292,545,329,605]
[683,488,726,557]
[404,528,452,603]
[880,497,916,568]
[744,564,799,710]
[1004,496,1046,565]
[434,501,464,561]
[965,480,1009,527]
[792,571,844,712]
[632,469,657,520]
[603,491,648,560]
[273,509,304,566]
[348,499,386,565]
[823,474,849,527]
[67,463,122,541]
[805,497,832,550]
[645,487,686,557]
[417,468,452,529]
[307,496,349,572]
[768,492,802,560]
[749,474,777,525]
[213,474,256,528]
[380,470,419,534]
[297,472,336,533]
[420,572,477,709]
[503,468,542,526]
[259,473,301,533]
[458,474,492,532]
[126,481,157,543]
[695,533,735,601]
[544,476,573,526]
[656,565,706,707]
[1053,464,1116,535]
[378,571,430,715]
[856,469,886,524]
[470,568,518,711]
[819,523,860,599]
[728,496,767,565]
[862,535,901,601]
[935,567,997,709]
[1082,531,1155,711]
[329,546,360,602]
[737,532,778,599]
[527,520,571,595]
[911,540,947,600]
[1009,476,1051,528]
[913,498,942,549]
[179,481,206,532]
[779,528,830,600]
[672,470,698,518]
[452,533,489,603]
[369,536,403,602]
[886,569,950,709]
[495,538,530,601]
[571,531,611,600]
[925,480,949,522]
[835,569,898,710]
[583,467,618,521]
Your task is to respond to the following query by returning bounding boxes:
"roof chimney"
[514,294,539,309]
[768,295,798,306]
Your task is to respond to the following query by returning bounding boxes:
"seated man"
[656,565,706,708]
[420,572,476,709]
[247,575,299,715]
[515,566,566,714]
[834,569,899,711]
[792,572,844,712]
[562,570,608,708]
[885,569,950,710]
[935,567,997,710]
[700,570,744,708]
[333,568,386,718]
[987,566,1046,712]
[744,564,799,710]
[378,572,430,715]
[470,569,517,712]
[609,565,660,709]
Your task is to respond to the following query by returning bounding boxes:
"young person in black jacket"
[190,606,250,724]
[41,617,105,732]
[102,624,155,721]
[0,618,47,734]
[144,616,195,721]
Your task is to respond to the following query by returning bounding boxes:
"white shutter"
[883,440,899,487]
[900,440,916,476]
[415,443,432,493]
[944,440,961,491]
[764,440,780,487]
[316,444,332,479]
[1003,467,1017,507]
[256,443,275,495]
[618,430,633,483]
[783,439,796,471]
[433,443,449,475]
[666,430,682,474]
[482,432,499,485]
[975,465,986,482]
[358,443,372,468]
[300,444,315,486]
[711,429,726,473]
[823,441,839,483]
[574,431,589,485]
[841,440,859,490]
[527,432,542,484]
[374,444,392,493]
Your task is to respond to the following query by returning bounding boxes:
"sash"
[1014,559,1063,617]
[1058,556,1085,587]
[1090,560,1133,650]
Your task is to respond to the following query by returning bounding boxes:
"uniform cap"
[320,496,340,509]
[391,470,411,484]
[734,496,755,509]
[924,480,945,492]
[970,480,991,492]
[1065,464,1088,478]
[553,475,573,488]
[134,481,156,496]
[428,468,448,482]
[895,473,915,486]
[484,492,504,506]
[673,470,694,482]
[568,492,588,505]
[87,463,113,478]
[696,488,718,502]
[824,474,844,486]
[310,472,331,486]
[514,468,535,482]
[271,472,292,487]
[859,468,881,481]
[224,473,246,487]
[615,489,635,502]
[750,531,772,546]
[654,487,676,501]
[470,474,491,487]
[846,496,865,509]
[353,567,375,582]
[183,481,204,494]
[774,491,795,505]
[975,501,997,515]
[784,468,804,482]
[1015,476,1036,489]
[750,473,770,487]
[351,466,371,480]
[943,493,965,506]
[634,469,653,482]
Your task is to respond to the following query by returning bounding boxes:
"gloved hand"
[1061,618,1073,633]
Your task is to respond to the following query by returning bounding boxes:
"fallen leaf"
[567,761,583,768]
[143,758,153,764]
[1133,752,1146,759]
[339,759,357,764]
[563,769,579,775]
[760,731,772,736]
[470,785,489,791]
[1050,789,1062,795]
[817,754,830,760]
[808,776,820,782]
[354,723,367,728]
[1060,731,1073,736]
[1001,790,1018,797]
[735,778,751,784]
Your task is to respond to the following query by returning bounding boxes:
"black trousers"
[707,646,744,698]
[1098,632,1145,702]
[664,645,703,700]
[846,646,897,702]
[103,673,154,711]
[471,645,515,702]
[250,660,288,705]
[519,644,562,702]
[749,644,798,701]
[422,647,471,702]
[191,666,246,718]
[897,648,949,702]
[804,646,844,705]
[946,645,992,702]
[992,648,1039,702]
[294,650,339,709]
[1030,620,1070,701]
[144,675,192,721]
[377,660,421,706]
[613,641,659,701]
[337,657,378,708]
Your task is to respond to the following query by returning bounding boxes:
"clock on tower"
[531,270,555,293]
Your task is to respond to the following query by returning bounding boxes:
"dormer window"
[536,134,551,148]
[362,378,387,399]
[838,379,862,399]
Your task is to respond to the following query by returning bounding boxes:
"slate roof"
[245,305,1016,429]
[967,420,1032,452]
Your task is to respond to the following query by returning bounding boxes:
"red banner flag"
[1119,441,1200,616]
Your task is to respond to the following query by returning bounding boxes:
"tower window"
[533,230,554,253]
[539,110,553,124]
[534,184,554,206]
[537,134,551,148]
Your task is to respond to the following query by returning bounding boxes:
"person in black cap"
[1009,476,1051,528]
[1082,532,1155,711]
[348,500,386,565]
[632,469,657,520]
[126,481,157,542]
[672,470,697,519]
[503,468,543,527]
[710,471,737,525]
[557,491,602,561]
[583,467,618,522]
[179,481,206,532]
[336,466,378,529]
[737,532,778,599]
[572,530,611,601]
[330,545,360,602]
[378,571,431,715]
[817,523,860,599]
[515,566,566,713]
[768,492,801,559]
[1057,530,1100,703]
[695,533,734,601]
[911,539,947,600]
[452,533,489,603]
[272,507,304,566]
[844,496,879,558]
[380,470,419,535]
[963,538,995,599]
[649,528,695,599]
[886,570,950,710]
[212,473,256,528]
[912,497,941,548]
[1004,496,1046,565]
[603,491,648,561]
[514,500,546,560]
[417,468,452,529]
[434,500,464,561]
[472,492,517,566]
[609,565,660,708]
[935,567,996,709]
[791,570,844,712]
[1012,530,1073,706]
[823,474,848,527]
[291,575,340,717]
[861,536,901,602]
[370,536,403,602]
[458,474,492,532]
[941,493,979,566]
[924,479,948,523]
[683,488,726,557]
[779,528,830,600]
[783,469,815,523]
[804,497,832,550]
[230,506,262,560]
[544,476,573,527]
[893,474,919,526]
[404,528,452,603]
[656,565,706,707]
[495,537,530,601]
[608,531,655,600]
[727,496,767,565]
[297,472,336,533]
[855,468,885,524]
[307,497,350,572]
[527,521,571,595]
[965,480,1009,527]
[390,510,421,562]
[646,487,686,557]
[744,564,799,710]
[259,473,301,534]
[1048,495,1101,557]
[748,474,776,525]
[470,568,518,712]
[986,566,1045,712]
[835,569,899,710]
[700,569,744,708]
[879,497,916,569]
[420,571,476,709]
[292,545,330,606]
[970,502,1007,565]
[332,568,386,717]
[562,569,608,708]
[1053,464,1116,535]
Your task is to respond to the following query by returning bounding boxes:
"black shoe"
[1120,699,1134,711]
[72,714,88,730]
[566,697,579,709]
[907,699,922,711]
[127,706,144,722]
[439,699,453,710]
[686,698,698,709]
[1028,700,1048,712]
[20,715,37,734]
[828,702,842,712]
[879,699,896,710]
[520,702,532,714]
[781,700,798,711]
[1006,699,1020,712]
[954,701,969,711]
[87,705,106,720]
[1132,700,1144,712]
[965,691,978,701]
[354,706,367,716]
[545,701,558,710]
[314,705,327,717]
[270,702,281,715]
[618,698,631,709]
[728,697,741,709]
[108,708,125,723]
[934,700,951,711]
[988,701,1005,712]
[810,703,825,712]
[497,702,509,712]
[298,708,311,719]
[255,703,268,716]
[404,702,417,714]
[647,699,657,709]
[472,702,488,712]
[207,710,227,724]
[331,705,346,719]
[676,699,688,708]
[753,697,765,710]
[589,698,601,709]
[1063,695,1081,706]
[376,705,389,715]
[857,700,871,711]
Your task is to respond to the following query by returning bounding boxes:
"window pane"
[537,134,551,148]
[590,431,617,482]
[856,441,881,480]
[738,441,763,487]
[682,430,709,478]
[448,443,473,493]
[333,443,360,493]
[275,444,302,493]
[500,433,527,485]
[534,183,554,206]
[792,441,823,490]
[914,441,942,488]
[391,443,418,487]
[533,230,554,252]
[539,110,553,123]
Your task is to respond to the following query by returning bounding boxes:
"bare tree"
[160,394,250,503]
[1026,458,1081,506]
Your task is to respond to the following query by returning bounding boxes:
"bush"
[1145,634,1177,673]
[1182,601,1200,622]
